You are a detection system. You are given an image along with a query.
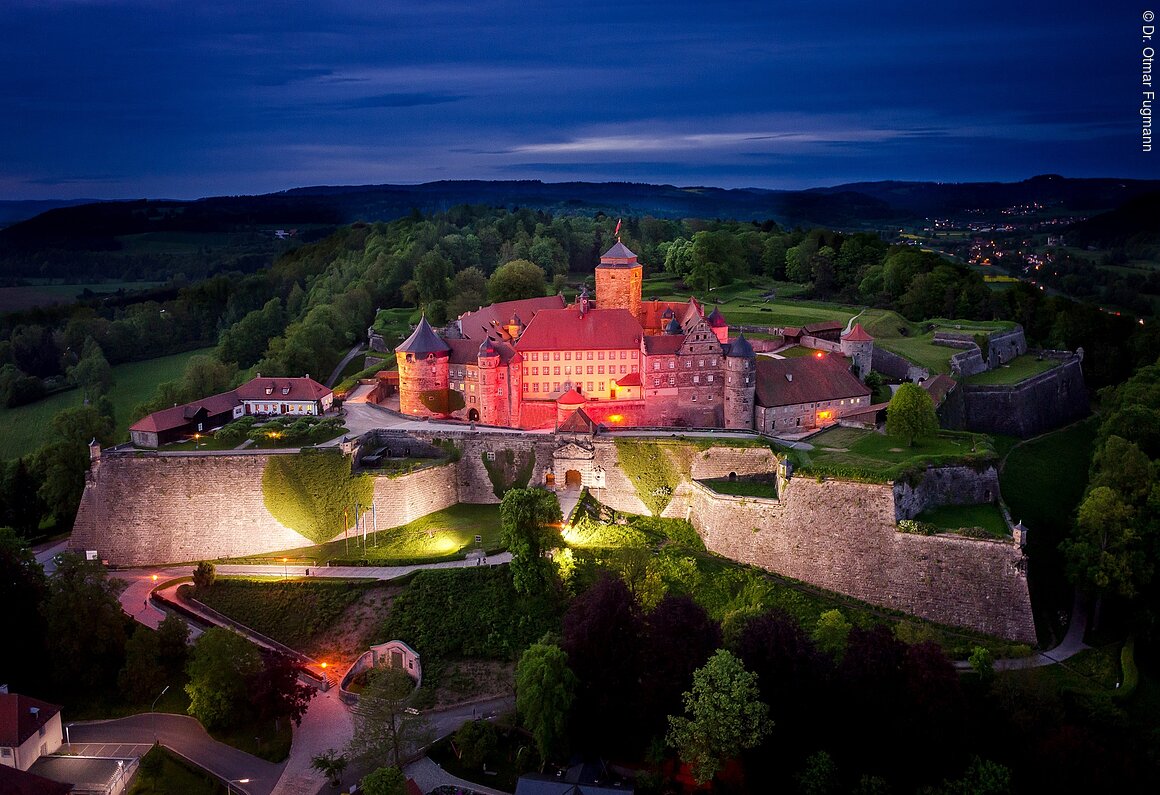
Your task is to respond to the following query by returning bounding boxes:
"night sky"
[2,0,1155,199]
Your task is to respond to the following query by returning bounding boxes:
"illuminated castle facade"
[395,242,871,431]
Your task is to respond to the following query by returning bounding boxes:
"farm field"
[0,346,213,460]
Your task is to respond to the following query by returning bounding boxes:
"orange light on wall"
[817,410,833,421]
[815,351,824,359]
[608,414,623,423]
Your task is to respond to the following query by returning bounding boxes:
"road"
[325,343,366,388]
[69,714,286,795]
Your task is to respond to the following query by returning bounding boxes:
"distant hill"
[1067,191,1160,256]
[3,176,1159,280]
[0,198,103,228]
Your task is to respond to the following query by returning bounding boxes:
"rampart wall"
[872,347,929,382]
[688,479,1036,642]
[952,356,1089,438]
[72,430,1034,640]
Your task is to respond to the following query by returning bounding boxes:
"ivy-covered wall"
[262,449,375,544]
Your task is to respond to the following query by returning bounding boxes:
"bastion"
[71,431,1035,642]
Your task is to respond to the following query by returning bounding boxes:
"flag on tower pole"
[614,218,622,240]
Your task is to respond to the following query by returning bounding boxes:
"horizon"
[2,1,1155,200]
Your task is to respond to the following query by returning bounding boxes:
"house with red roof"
[0,692,62,772]
[753,355,872,434]
[129,375,333,448]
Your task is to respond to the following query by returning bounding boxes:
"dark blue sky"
[2,0,1153,199]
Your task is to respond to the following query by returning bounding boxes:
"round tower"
[840,323,875,382]
[476,338,501,425]
[395,316,451,416]
[595,241,642,320]
[724,333,756,430]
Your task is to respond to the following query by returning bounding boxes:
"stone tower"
[840,323,875,382]
[395,316,450,416]
[595,241,642,321]
[724,333,756,429]
[476,338,501,425]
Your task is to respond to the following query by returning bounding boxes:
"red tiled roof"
[616,372,642,386]
[782,326,802,338]
[642,334,684,355]
[456,295,566,341]
[129,389,240,434]
[516,308,642,351]
[0,767,72,795]
[0,692,61,747]
[599,241,638,265]
[803,320,845,335]
[755,356,871,408]
[842,322,874,342]
[640,299,697,332]
[235,376,331,402]
[922,373,958,407]
[556,389,587,405]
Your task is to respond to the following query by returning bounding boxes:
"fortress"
[71,429,1036,643]
[392,241,875,431]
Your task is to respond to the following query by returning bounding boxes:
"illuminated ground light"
[815,351,825,359]
[607,414,624,423]
[560,524,579,544]
[817,410,833,422]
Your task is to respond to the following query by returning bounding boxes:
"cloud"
[332,92,469,109]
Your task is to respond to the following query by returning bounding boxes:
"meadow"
[0,346,214,459]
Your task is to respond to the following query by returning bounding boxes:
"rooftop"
[395,316,451,355]
[517,307,642,351]
[0,692,61,747]
[754,355,870,408]
[235,375,331,402]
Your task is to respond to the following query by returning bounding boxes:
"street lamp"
[151,685,169,741]
[227,778,251,794]
[320,661,329,690]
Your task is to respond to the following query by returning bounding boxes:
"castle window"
[699,360,704,367]
[532,353,539,361]
[523,383,529,392]
[554,382,560,391]
[554,352,561,361]
[669,376,676,385]
[587,382,594,391]
[470,396,476,404]
[565,352,571,360]
[693,375,700,384]
[575,352,581,360]
[486,451,495,460]
[654,362,660,371]
[587,366,594,375]
[686,361,692,368]
[598,365,605,375]
[707,374,714,382]
[523,367,528,376]
[712,358,718,366]
[533,383,540,392]
[282,387,290,395]
[620,351,626,359]
[631,351,638,359]
[532,367,538,376]
[587,352,594,360]
[565,366,571,375]
[669,361,675,369]
[265,386,273,395]
[654,378,661,386]
[598,382,604,391]
[554,367,561,376]
[692,395,697,402]
[598,351,605,360]
[620,365,627,374]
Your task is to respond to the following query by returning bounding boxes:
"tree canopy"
[885,382,939,447]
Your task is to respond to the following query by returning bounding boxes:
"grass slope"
[797,426,994,482]
[0,346,214,460]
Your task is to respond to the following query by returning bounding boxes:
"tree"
[516,640,577,763]
[488,259,547,303]
[0,528,47,689]
[640,596,721,737]
[666,649,772,785]
[1062,486,1150,601]
[886,382,939,447]
[453,719,499,769]
[193,560,216,589]
[157,613,190,674]
[185,627,263,730]
[249,652,316,727]
[447,266,490,319]
[68,338,113,401]
[812,609,852,661]
[499,488,562,595]
[119,627,167,704]
[41,552,127,694]
[311,749,349,788]
[348,667,430,767]
[360,766,406,795]
[969,645,996,683]
[797,750,841,795]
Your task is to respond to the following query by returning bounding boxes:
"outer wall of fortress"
[71,433,1036,643]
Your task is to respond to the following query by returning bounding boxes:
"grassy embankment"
[0,346,215,460]
[794,425,995,483]
[963,353,1062,385]
[859,309,1015,374]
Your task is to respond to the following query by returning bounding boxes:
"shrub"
[262,449,374,544]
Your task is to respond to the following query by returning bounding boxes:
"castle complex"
[395,242,874,430]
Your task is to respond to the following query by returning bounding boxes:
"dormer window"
[282,387,290,395]
[265,386,273,395]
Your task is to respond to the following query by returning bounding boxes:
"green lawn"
[859,310,1016,374]
[916,503,1010,538]
[796,426,995,482]
[639,274,856,328]
[240,503,505,564]
[0,347,214,460]
[1000,417,1098,536]
[699,477,779,499]
[963,354,1062,385]
[188,579,377,652]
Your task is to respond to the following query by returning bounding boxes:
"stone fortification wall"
[872,347,929,382]
[955,356,1088,438]
[986,328,1027,367]
[949,347,987,378]
[688,479,1035,642]
[71,451,315,566]
[372,463,461,527]
[799,336,841,353]
[893,465,1001,520]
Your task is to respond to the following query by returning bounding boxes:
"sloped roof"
[640,299,696,332]
[456,295,566,341]
[0,692,61,747]
[803,320,845,335]
[598,241,638,265]
[235,376,331,402]
[726,332,755,359]
[516,308,642,351]
[707,306,727,327]
[446,337,520,366]
[556,389,587,406]
[842,322,874,342]
[922,373,958,407]
[0,767,72,795]
[616,372,642,386]
[395,316,451,354]
[642,334,684,355]
[129,389,240,434]
[665,317,683,335]
[557,407,597,434]
[754,356,871,408]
